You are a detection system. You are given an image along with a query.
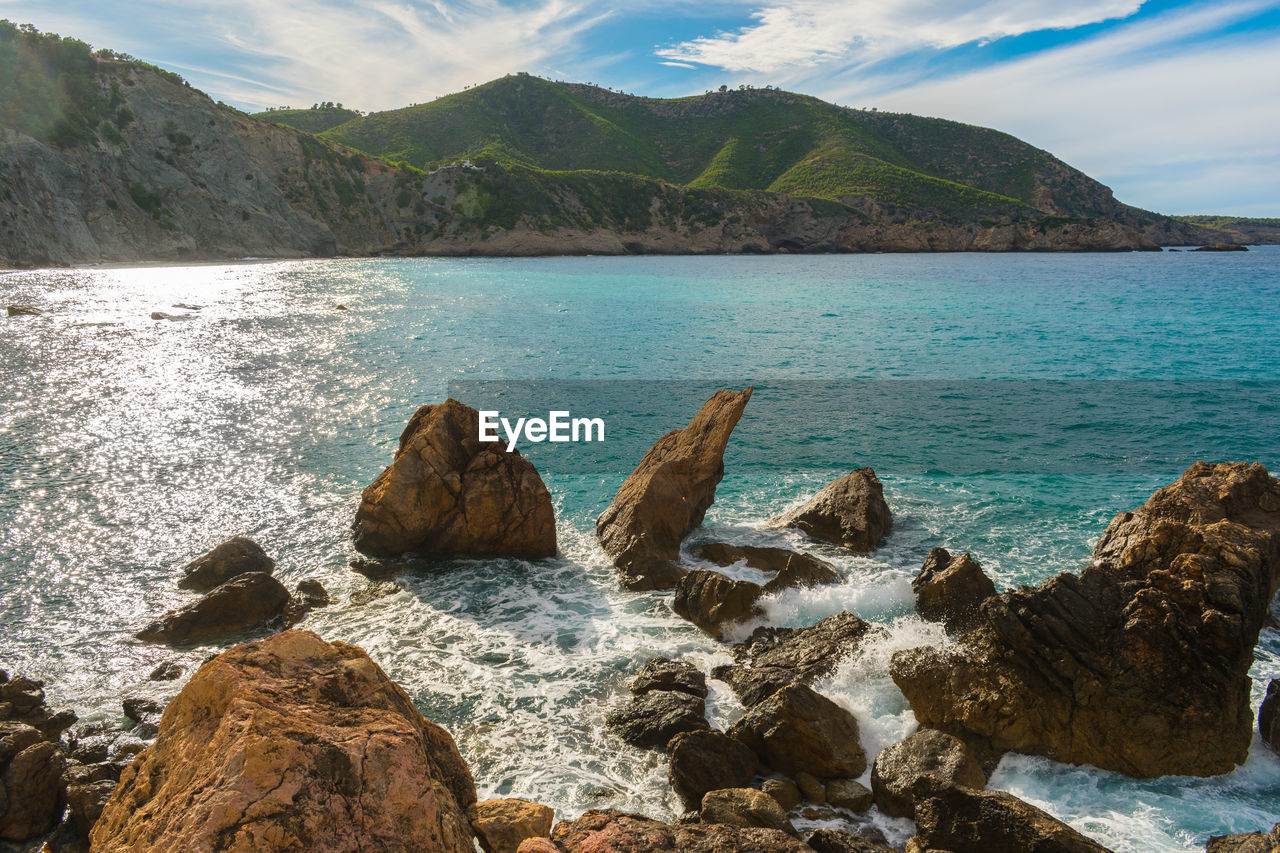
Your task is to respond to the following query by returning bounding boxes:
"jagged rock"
[296,578,330,606]
[912,548,996,633]
[136,571,290,644]
[65,778,116,840]
[6,304,41,316]
[91,630,477,852]
[690,543,842,592]
[870,729,986,819]
[825,778,872,812]
[630,658,706,697]
[351,580,403,605]
[808,828,896,853]
[353,399,557,559]
[0,674,77,739]
[471,798,555,853]
[1194,243,1248,251]
[0,723,66,842]
[761,778,801,811]
[177,535,275,591]
[794,771,824,804]
[1260,680,1279,752]
[892,462,1280,777]
[551,808,811,853]
[713,611,880,706]
[674,569,764,636]
[122,697,163,723]
[1208,824,1280,853]
[727,683,866,778]
[700,788,795,835]
[667,730,758,810]
[907,783,1115,853]
[147,662,182,681]
[517,840,560,853]
[150,311,190,320]
[768,468,891,552]
[606,690,709,749]
[596,388,752,590]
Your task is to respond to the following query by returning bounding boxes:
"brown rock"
[0,725,65,842]
[824,778,872,812]
[714,611,880,706]
[472,798,555,853]
[728,683,866,778]
[760,778,801,811]
[700,787,795,835]
[177,536,275,591]
[892,462,1280,777]
[147,661,182,681]
[136,571,290,644]
[1193,243,1248,251]
[870,729,986,819]
[353,399,557,558]
[908,784,1115,853]
[1261,680,1280,752]
[605,690,709,749]
[551,808,811,853]
[808,828,895,853]
[295,578,330,606]
[794,770,824,804]
[1208,824,1280,853]
[596,389,753,590]
[673,569,763,636]
[66,778,117,840]
[667,730,758,810]
[768,468,891,552]
[91,630,477,852]
[516,840,562,853]
[911,548,996,633]
[690,543,841,592]
[629,658,706,697]
[6,304,41,316]
[0,674,76,739]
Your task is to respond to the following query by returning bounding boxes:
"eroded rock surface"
[354,399,557,559]
[136,571,290,644]
[892,462,1280,777]
[727,683,866,779]
[91,630,478,852]
[472,798,556,853]
[907,784,1115,853]
[1208,824,1280,853]
[768,468,891,552]
[1261,680,1280,752]
[700,787,795,835]
[911,548,996,634]
[551,808,812,853]
[596,389,752,590]
[0,722,65,842]
[177,535,275,591]
[870,729,986,819]
[667,730,759,810]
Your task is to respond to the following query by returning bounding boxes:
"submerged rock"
[1261,680,1280,752]
[1207,824,1280,853]
[700,787,795,835]
[147,661,183,681]
[908,783,1115,853]
[551,808,811,853]
[177,535,275,591]
[91,630,477,852]
[629,658,707,698]
[727,683,866,778]
[690,543,841,591]
[596,388,753,590]
[870,729,986,819]
[471,798,555,853]
[6,304,41,316]
[1193,243,1248,251]
[667,730,759,810]
[136,571,290,644]
[768,468,891,552]
[892,462,1280,777]
[911,548,996,634]
[354,398,557,559]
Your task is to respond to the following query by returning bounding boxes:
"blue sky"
[4,0,1279,214]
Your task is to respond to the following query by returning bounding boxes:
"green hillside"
[257,105,361,134]
[321,74,1122,223]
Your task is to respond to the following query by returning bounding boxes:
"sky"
[3,0,1278,215]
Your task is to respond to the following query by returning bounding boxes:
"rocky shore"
[4,392,1278,852]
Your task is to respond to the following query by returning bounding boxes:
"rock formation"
[667,730,759,810]
[605,687,709,750]
[870,729,986,818]
[727,683,866,779]
[699,787,795,835]
[6,304,40,316]
[550,808,812,853]
[596,389,752,590]
[768,468,891,552]
[808,828,895,853]
[908,784,1115,853]
[354,399,557,558]
[136,571,290,644]
[691,543,842,590]
[471,798,556,853]
[0,671,78,843]
[1261,680,1280,752]
[911,548,996,634]
[177,535,275,591]
[91,630,478,852]
[1207,824,1280,853]
[892,462,1280,777]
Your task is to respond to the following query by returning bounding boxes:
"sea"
[2,249,1278,850]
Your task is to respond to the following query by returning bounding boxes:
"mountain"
[0,22,1242,267]
[256,106,361,134]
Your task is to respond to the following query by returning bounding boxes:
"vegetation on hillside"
[256,104,362,134]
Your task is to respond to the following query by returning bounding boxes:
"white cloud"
[657,0,1144,72]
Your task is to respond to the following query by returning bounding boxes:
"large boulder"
[870,729,986,819]
[605,690,709,750]
[727,683,866,778]
[178,535,275,591]
[1261,680,1280,752]
[667,730,759,810]
[700,788,795,835]
[136,571,290,644]
[0,671,76,739]
[911,548,996,634]
[471,798,555,853]
[907,784,1115,853]
[892,462,1280,777]
[713,611,880,706]
[91,630,477,852]
[768,468,891,552]
[551,808,811,853]
[808,828,896,853]
[0,722,66,842]
[629,658,707,697]
[1208,824,1280,853]
[596,388,752,590]
[353,399,557,558]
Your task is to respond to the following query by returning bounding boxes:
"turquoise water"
[1,250,1278,849]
